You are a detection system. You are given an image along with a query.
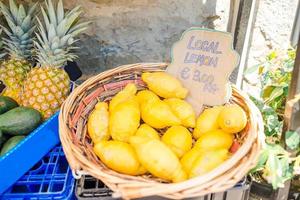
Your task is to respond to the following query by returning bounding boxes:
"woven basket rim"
[59,62,264,199]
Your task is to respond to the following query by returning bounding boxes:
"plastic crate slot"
[28,160,44,173]
[35,165,48,175]
[50,182,64,192]
[96,180,105,188]
[56,156,68,174]
[50,155,58,163]
[45,164,55,175]
[83,179,97,189]
[42,156,50,164]
[10,185,28,193]
[41,183,49,192]
[11,184,41,193]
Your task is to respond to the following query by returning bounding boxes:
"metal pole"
[228,0,259,87]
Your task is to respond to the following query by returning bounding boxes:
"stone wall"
[247,0,298,67]
[63,0,230,80]
[66,0,299,80]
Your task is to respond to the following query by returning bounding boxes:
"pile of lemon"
[88,72,247,183]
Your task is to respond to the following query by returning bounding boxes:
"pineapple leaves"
[57,11,82,37]
[51,41,60,50]
[36,17,49,45]
[4,16,17,34]
[60,35,72,46]
[67,37,74,45]
[0,2,12,21]
[65,6,81,19]
[17,5,26,25]
[69,21,91,35]
[28,3,38,16]
[46,0,57,26]
[0,0,37,59]
[35,0,89,68]
[15,26,25,38]
[0,53,6,59]
[65,6,81,18]
[0,26,12,38]
[0,29,6,59]
[48,24,57,42]
[9,0,18,22]
[41,7,50,31]
[20,33,30,41]
[27,26,37,37]
[35,31,49,49]
[21,15,32,31]
[57,0,64,24]
[70,26,88,38]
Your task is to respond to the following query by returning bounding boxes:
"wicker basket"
[59,63,264,199]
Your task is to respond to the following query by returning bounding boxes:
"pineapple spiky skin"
[22,67,70,119]
[0,59,31,102]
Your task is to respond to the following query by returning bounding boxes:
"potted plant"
[244,49,300,199]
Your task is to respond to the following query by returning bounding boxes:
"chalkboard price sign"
[167,28,240,114]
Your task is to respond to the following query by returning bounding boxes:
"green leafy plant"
[245,48,300,188]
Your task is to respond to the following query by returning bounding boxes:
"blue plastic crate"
[1,146,75,200]
[0,112,61,193]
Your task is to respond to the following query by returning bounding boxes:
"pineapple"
[0,0,37,102]
[0,29,6,59]
[22,0,89,119]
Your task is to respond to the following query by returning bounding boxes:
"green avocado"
[0,96,18,115]
[0,107,42,135]
[0,130,9,149]
[0,135,25,156]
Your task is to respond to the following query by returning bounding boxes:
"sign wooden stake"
[167,28,240,114]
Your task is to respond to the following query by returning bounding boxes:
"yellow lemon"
[94,140,146,175]
[180,147,203,173]
[109,83,137,112]
[142,72,188,99]
[135,124,160,140]
[87,102,110,143]
[193,106,223,139]
[109,98,140,142]
[136,90,160,106]
[194,129,233,150]
[130,136,187,182]
[218,104,247,133]
[164,98,196,128]
[162,126,192,158]
[189,149,229,178]
[141,99,181,129]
